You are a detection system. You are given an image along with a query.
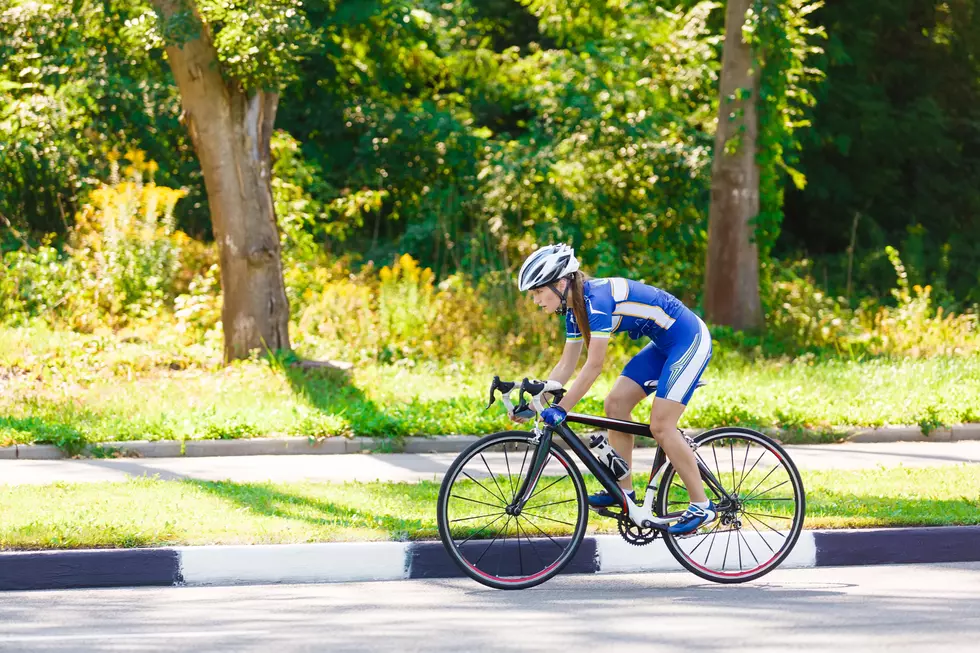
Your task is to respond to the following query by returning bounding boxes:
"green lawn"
[1,465,977,550]
[3,325,980,452]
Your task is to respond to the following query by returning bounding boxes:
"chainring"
[617,517,660,546]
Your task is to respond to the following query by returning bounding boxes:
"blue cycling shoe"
[668,501,718,535]
[588,489,635,508]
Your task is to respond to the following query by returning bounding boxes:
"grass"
[0,465,977,550]
[3,325,980,453]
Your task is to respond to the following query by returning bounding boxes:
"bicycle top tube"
[565,412,652,438]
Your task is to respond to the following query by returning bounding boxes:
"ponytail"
[568,271,591,349]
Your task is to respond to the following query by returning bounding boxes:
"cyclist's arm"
[556,336,609,412]
[548,339,584,386]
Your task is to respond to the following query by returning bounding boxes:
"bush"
[762,247,979,358]
[0,150,213,333]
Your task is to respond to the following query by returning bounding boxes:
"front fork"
[507,426,556,516]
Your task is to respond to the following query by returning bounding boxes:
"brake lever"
[486,376,518,410]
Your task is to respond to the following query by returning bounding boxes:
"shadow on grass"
[276,358,404,441]
[184,478,434,540]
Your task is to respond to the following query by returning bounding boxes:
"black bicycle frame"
[509,412,733,515]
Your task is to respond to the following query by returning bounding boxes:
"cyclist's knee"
[649,420,677,441]
[604,393,633,418]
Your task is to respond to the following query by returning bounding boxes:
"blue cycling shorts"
[620,311,712,405]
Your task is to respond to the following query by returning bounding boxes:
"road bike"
[436,377,806,590]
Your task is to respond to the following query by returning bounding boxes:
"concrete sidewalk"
[2,424,980,461]
[0,440,977,486]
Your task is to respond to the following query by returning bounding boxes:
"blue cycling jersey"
[565,278,692,346]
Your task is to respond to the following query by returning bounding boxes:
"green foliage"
[275,0,724,300]
[780,0,980,307]
[757,247,980,358]
[745,0,826,261]
[154,0,315,90]
[0,0,205,236]
[0,150,210,331]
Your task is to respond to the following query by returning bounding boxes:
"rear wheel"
[437,431,589,590]
[657,427,806,583]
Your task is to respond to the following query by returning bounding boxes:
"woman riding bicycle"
[514,243,714,535]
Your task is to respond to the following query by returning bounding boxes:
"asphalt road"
[0,441,978,486]
[0,563,977,652]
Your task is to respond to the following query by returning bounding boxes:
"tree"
[149,0,311,361]
[704,0,763,331]
[705,0,823,330]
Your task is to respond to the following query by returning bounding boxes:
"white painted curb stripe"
[176,542,411,586]
[595,532,816,573]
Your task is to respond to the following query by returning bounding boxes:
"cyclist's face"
[528,280,566,312]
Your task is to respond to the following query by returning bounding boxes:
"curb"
[4,424,980,460]
[2,526,979,592]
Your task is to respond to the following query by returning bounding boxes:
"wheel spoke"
[722,526,733,571]
[515,516,525,578]
[517,517,549,566]
[524,497,577,510]
[736,449,766,496]
[687,517,723,556]
[518,514,566,551]
[711,445,722,491]
[736,442,751,495]
[450,511,506,524]
[457,512,507,547]
[741,513,778,553]
[730,440,736,503]
[744,479,790,503]
[474,515,512,567]
[461,471,506,505]
[736,528,761,566]
[741,465,779,502]
[451,494,506,510]
[520,510,576,529]
[481,453,509,505]
[742,510,792,521]
[526,474,568,504]
[742,511,789,539]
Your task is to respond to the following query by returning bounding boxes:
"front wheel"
[437,430,589,590]
[657,427,806,583]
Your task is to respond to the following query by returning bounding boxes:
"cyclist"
[513,243,715,535]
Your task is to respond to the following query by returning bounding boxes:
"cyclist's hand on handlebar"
[541,405,567,427]
[508,405,535,424]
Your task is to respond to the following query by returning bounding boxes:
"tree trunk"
[704,0,764,331]
[152,0,291,361]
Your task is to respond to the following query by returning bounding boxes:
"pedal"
[590,507,623,519]
[673,530,701,540]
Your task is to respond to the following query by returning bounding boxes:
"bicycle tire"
[656,427,806,583]
[437,430,589,590]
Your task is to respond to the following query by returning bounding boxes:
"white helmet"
[517,244,580,291]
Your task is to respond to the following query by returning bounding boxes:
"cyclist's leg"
[587,344,663,508]
[649,315,713,506]
[603,374,649,491]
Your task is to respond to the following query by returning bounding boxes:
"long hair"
[568,271,591,349]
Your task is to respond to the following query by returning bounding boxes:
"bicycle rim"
[658,427,806,583]
[437,431,588,590]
